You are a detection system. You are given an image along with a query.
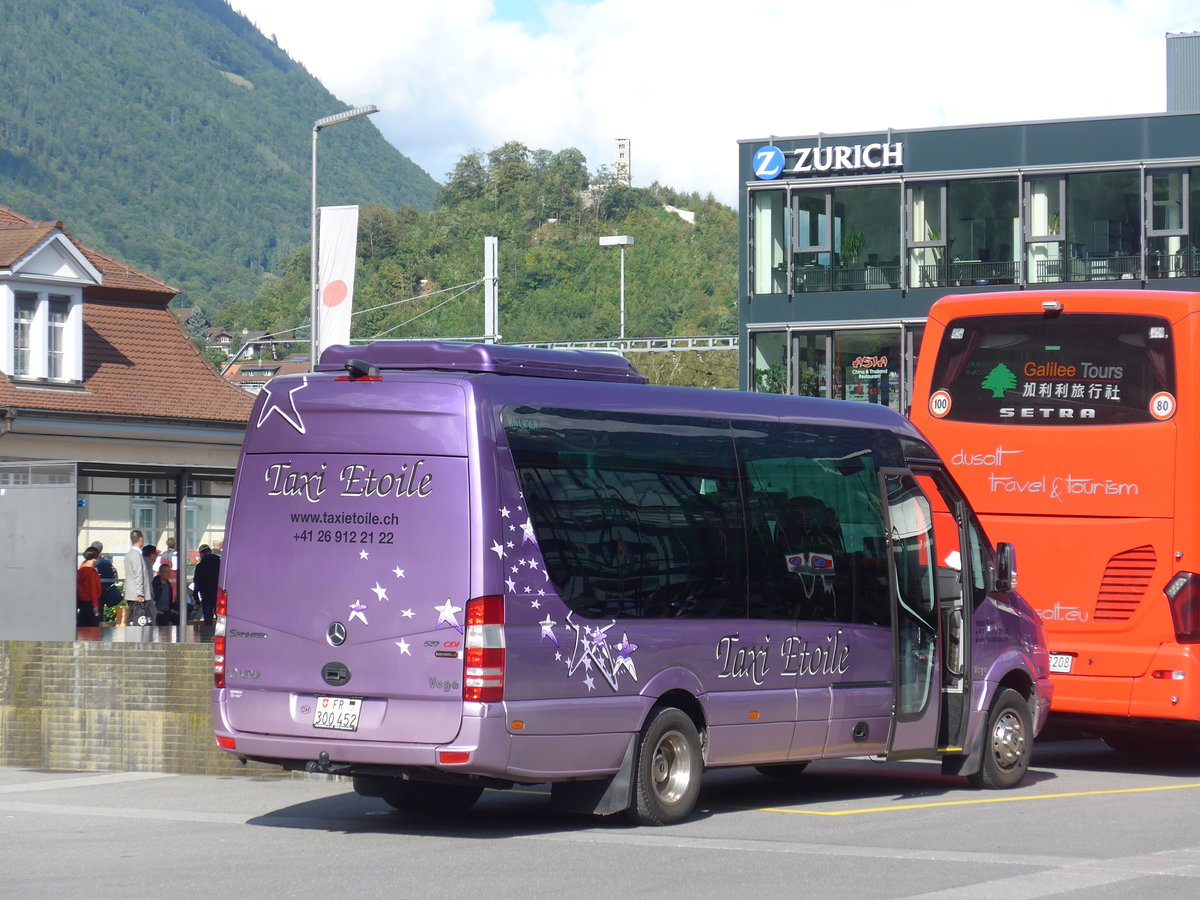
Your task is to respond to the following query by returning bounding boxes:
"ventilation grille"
[1094,545,1157,620]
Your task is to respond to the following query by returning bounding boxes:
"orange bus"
[910,288,1200,751]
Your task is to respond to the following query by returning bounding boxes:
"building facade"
[0,205,254,640]
[737,112,1200,409]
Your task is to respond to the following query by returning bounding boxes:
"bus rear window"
[928,313,1175,425]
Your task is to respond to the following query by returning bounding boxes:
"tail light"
[214,587,228,687]
[1164,572,1200,643]
[464,595,505,702]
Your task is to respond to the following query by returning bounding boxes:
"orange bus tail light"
[1164,573,1200,643]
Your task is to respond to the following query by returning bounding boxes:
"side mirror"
[994,542,1018,592]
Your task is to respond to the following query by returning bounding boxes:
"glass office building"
[738,112,1200,409]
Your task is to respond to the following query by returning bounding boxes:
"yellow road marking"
[724,782,1200,816]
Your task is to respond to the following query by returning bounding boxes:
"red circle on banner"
[322,280,348,308]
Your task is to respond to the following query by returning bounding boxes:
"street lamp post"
[311,104,379,368]
[599,235,634,340]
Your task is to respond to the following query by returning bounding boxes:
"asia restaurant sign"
[752,142,905,180]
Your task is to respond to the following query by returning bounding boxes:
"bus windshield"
[928,313,1175,425]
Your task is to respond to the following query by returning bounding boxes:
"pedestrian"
[160,537,178,574]
[91,541,122,614]
[193,543,220,626]
[77,546,102,627]
[124,530,153,626]
[153,562,177,625]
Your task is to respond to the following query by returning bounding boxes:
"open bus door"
[882,472,942,756]
[883,470,976,757]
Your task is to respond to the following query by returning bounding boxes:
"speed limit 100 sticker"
[928,390,952,419]
[1150,391,1176,421]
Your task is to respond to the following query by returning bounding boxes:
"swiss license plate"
[1049,653,1074,674]
[312,696,362,731]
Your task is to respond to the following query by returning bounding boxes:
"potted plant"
[841,227,866,265]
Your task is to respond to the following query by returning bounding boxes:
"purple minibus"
[213,342,1052,825]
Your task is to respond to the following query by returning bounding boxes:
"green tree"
[981,363,1018,398]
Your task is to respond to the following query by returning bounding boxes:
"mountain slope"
[0,0,437,310]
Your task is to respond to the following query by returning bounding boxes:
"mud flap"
[549,734,637,816]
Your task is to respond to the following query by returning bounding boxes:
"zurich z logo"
[753,145,785,180]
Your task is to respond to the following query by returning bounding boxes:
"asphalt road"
[2,738,1199,899]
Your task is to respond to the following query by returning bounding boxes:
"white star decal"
[490,540,506,559]
[359,549,369,560]
[348,601,368,625]
[583,675,595,691]
[256,376,308,434]
[505,577,517,593]
[371,582,389,602]
[435,598,463,632]
[393,566,405,579]
[394,638,411,655]
[401,608,415,619]
[499,506,511,518]
[520,517,537,543]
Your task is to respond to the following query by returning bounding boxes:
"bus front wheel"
[968,688,1032,789]
[627,706,703,826]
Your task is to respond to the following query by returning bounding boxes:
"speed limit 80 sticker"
[928,390,952,419]
[1150,391,1176,421]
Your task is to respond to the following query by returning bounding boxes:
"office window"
[1025,177,1065,283]
[908,183,946,287]
[947,178,1019,286]
[751,331,788,393]
[1065,170,1140,282]
[751,190,787,294]
[794,185,900,292]
[1147,171,1188,279]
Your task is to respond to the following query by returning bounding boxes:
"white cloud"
[232,0,1199,206]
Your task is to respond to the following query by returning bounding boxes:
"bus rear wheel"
[378,779,483,814]
[968,688,1032,789]
[626,707,703,826]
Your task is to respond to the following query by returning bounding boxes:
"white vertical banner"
[318,204,359,358]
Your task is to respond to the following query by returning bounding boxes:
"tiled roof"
[0,205,177,301]
[0,299,255,424]
[0,205,252,425]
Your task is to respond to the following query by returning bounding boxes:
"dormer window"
[5,287,84,383]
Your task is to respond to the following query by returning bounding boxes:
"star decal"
[348,600,368,625]
[370,582,389,602]
[490,540,506,559]
[505,577,517,593]
[393,566,406,579]
[520,517,537,544]
[499,506,511,518]
[401,608,415,619]
[395,638,411,655]
[256,376,308,434]
[359,549,369,560]
[434,598,463,632]
[539,614,559,645]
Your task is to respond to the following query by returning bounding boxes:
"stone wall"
[0,640,279,776]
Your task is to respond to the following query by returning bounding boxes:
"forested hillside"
[217,141,740,352]
[0,0,436,310]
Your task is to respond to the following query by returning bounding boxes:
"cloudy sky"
[230,0,1196,206]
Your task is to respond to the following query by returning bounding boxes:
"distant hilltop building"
[615,138,631,186]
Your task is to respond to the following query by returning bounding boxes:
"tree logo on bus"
[1150,391,1176,421]
[981,364,1017,399]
